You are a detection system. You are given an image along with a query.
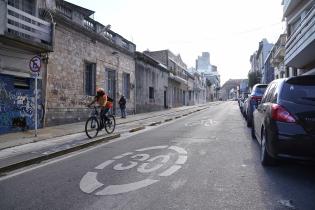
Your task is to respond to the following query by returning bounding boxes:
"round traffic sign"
[29,56,41,72]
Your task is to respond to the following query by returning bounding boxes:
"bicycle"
[85,106,116,139]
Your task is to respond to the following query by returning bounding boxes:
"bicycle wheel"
[104,115,116,134]
[85,117,99,139]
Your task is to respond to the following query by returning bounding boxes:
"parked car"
[239,93,250,117]
[245,84,268,127]
[252,75,315,166]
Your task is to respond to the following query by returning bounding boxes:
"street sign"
[29,56,41,72]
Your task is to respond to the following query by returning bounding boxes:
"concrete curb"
[164,118,173,122]
[175,116,182,119]
[129,126,146,133]
[148,121,162,126]
[0,133,120,175]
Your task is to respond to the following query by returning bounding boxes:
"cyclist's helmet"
[96,87,105,96]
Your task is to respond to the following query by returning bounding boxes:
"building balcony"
[285,5,315,68]
[283,0,303,17]
[0,3,53,52]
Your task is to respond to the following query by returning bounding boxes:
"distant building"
[145,50,190,107]
[219,79,243,101]
[263,52,275,84]
[282,0,315,75]
[135,52,169,113]
[196,52,211,74]
[256,39,274,83]
[270,34,286,79]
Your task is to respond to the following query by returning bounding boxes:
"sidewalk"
[0,103,216,174]
[0,104,207,150]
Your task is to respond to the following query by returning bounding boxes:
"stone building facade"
[45,0,136,126]
[145,50,190,108]
[0,0,53,134]
[135,52,169,113]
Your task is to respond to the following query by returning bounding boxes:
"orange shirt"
[96,95,112,108]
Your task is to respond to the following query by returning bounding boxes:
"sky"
[67,0,285,85]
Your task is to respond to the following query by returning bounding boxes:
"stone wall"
[135,58,168,113]
[45,24,135,126]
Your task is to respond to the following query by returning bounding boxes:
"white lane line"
[113,152,133,160]
[136,145,168,152]
[168,146,187,155]
[175,155,187,165]
[95,179,159,195]
[113,161,138,170]
[158,165,182,177]
[79,172,104,194]
[95,160,115,170]
[137,163,164,173]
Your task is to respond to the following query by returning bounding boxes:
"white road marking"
[95,179,159,195]
[80,172,103,193]
[168,146,187,155]
[0,112,193,181]
[136,145,168,151]
[158,165,182,177]
[113,152,133,159]
[137,163,164,173]
[148,155,170,163]
[131,154,150,161]
[175,155,188,165]
[95,160,115,170]
[113,161,138,170]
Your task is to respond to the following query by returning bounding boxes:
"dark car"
[245,84,268,126]
[252,75,315,166]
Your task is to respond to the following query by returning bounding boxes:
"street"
[1,101,315,210]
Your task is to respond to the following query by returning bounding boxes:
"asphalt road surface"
[1,101,315,210]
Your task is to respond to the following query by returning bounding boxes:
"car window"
[262,83,276,103]
[281,83,315,105]
[253,86,267,96]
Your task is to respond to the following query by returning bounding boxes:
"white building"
[282,0,315,75]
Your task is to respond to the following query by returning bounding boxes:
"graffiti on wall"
[0,75,42,134]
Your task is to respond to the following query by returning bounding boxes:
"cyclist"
[87,88,113,129]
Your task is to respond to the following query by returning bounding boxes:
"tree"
[248,71,261,88]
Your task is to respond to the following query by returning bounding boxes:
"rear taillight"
[271,104,296,123]
[251,96,262,101]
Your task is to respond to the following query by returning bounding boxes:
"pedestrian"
[118,95,126,118]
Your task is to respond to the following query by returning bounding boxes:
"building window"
[14,77,30,89]
[123,73,130,99]
[293,68,297,76]
[84,63,96,96]
[149,87,154,99]
[285,67,290,78]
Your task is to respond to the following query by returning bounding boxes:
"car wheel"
[261,129,276,166]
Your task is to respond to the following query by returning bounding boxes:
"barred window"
[84,63,96,96]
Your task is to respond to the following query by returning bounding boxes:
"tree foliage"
[248,71,261,88]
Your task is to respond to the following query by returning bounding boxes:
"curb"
[0,133,120,175]
[175,116,182,119]
[164,118,173,122]
[148,121,162,126]
[129,126,146,133]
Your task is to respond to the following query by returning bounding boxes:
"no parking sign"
[29,56,41,73]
